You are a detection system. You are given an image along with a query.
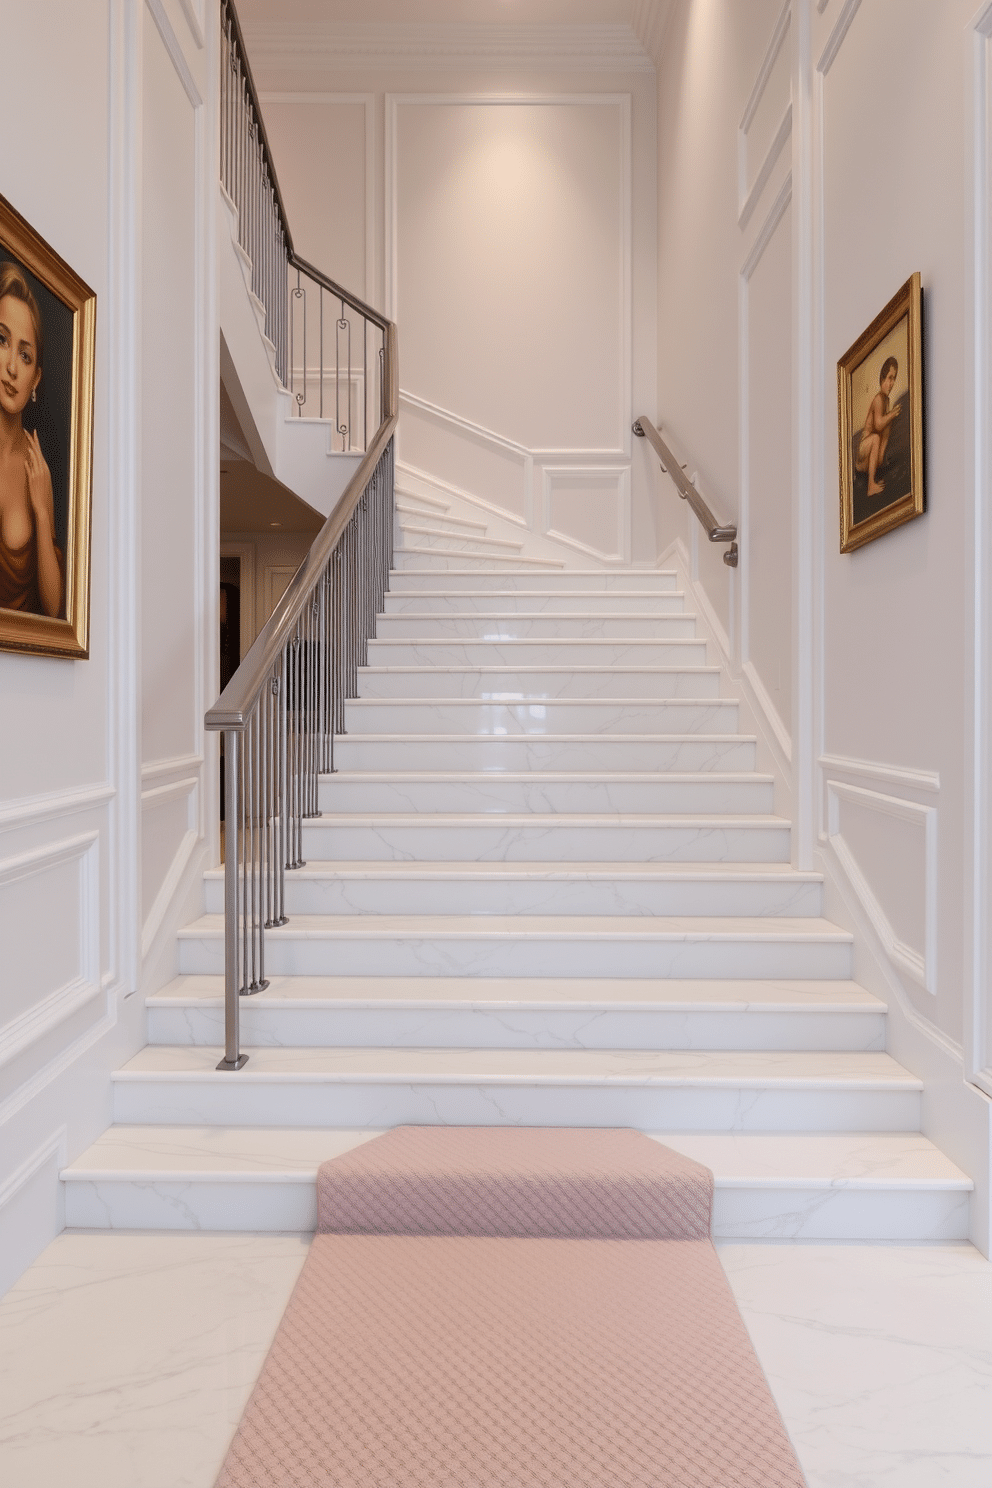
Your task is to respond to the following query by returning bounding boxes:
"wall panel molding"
[817,0,863,77]
[144,0,202,105]
[140,776,200,960]
[825,778,937,994]
[177,0,205,49]
[738,0,791,224]
[541,465,631,564]
[0,783,114,835]
[0,833,101,1067]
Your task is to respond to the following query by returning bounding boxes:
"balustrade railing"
[220,0,385,448]
[209,3,398,1070]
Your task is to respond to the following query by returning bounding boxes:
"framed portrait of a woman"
[0,193,95,658]
[838,273,925,553]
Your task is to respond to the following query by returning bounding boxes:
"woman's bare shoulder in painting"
[0,261,64,618]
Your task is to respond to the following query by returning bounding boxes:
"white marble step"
[390,569,678,592]
[394,489,449,513]
[315,772,775,815]
[342,697,741,735]
[395,503,485,532]
[373,613,699,638]
[395,548,565,570]
[148,974,878,1050]
[61,1127,969,1239]
[397,524,523,552]
[203,858,816,918]
[382,591,688,614]
[296,812,791,863]
[177,913,850,979]
[331,734,759,774]
[367,638,708,666]
[110,1046,922,1132]
[354,665,723,701]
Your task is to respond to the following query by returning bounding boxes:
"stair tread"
[62,1127,968,1187]
[178,913,850,941]
[302,811,786,826]
[202,858,811,882]
[150,973,880,1008]
[113,1045,921,1085]
[317,772,776,784]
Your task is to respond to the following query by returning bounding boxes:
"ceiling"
[239,1,653,25]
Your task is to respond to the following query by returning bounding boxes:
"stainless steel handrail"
[633,416,739,568]
[207,10,400,1072]
[207,326,397,732]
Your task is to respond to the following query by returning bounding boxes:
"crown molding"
[241,21,655,75]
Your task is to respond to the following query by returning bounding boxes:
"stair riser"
[368,639,708,664]
[330,737,759,773]
[296,820,791,863]
[343,699,741,735]
[396,550,557,571]
[202,872,815,918]
[148,1002,883,1052]
[396,531,522,555]
[354,668,723,700]
[395,508,485,532]
[315,779,774,815]
[111,1078,921,1133]
[373,616,699,638]
[382,593,687,614]
[177,932,850,980]
[64,1172,965,1240]
[389,571,679,592]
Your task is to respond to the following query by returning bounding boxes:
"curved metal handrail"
[633,416,738,567]
[206,325,397,733]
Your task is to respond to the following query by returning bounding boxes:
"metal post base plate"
[216,1054,249,1071]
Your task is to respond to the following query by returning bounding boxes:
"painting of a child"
[838,275,923,551]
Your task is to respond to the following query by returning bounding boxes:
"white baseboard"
[0,1128,65,1298]
[820,841,991,1257]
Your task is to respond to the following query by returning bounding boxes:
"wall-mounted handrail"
[633,416,738,568]
[207,5,399,1071]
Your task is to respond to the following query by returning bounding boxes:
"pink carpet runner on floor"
[215,1127,807,1487]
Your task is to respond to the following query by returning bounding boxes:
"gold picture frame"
[838,272,924,553]
[0,192,95,658]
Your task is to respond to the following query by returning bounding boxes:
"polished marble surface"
[1,1233,988,1487]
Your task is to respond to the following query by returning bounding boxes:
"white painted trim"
[826,780,937,994]
[141,753,204,785]
[817,0,863,76]
[0,985,119,1129]
[0,1128,66,1215]
[816,0,832,13]
[176,0,204,49]
[144,0,202,106]
[386,94,632,455]
[968,3,992,1098]
[738,171,793,762]
[738,0,791,218]
[743,659,792,766]
[259,93,376,304]
[0,783,115,833]
[0,833,101,1064]
[140,777,200,961]
[818,753,940,799]
[739,104,792,229]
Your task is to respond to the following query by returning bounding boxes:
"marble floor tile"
[0,1231,309,1488]
[718,1241,992,1487]
[1,1232,989,1487]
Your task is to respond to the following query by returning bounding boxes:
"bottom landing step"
[61,1127,972,1241]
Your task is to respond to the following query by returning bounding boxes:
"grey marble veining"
[330,733,759,773]
[342,696,741,735]
[354,663,723,700]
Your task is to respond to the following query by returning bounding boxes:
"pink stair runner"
[216,1127,807,1487]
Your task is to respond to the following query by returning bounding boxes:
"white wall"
[656,0,992,1248]
[0,0,218,1294]
[251,35,658,566]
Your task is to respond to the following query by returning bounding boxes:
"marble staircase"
[63,489,972,1240]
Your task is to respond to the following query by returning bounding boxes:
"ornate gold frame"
[0,193,95,658]
[838,272,925,554]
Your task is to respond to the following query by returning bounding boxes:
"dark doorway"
[219,557,241,822]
